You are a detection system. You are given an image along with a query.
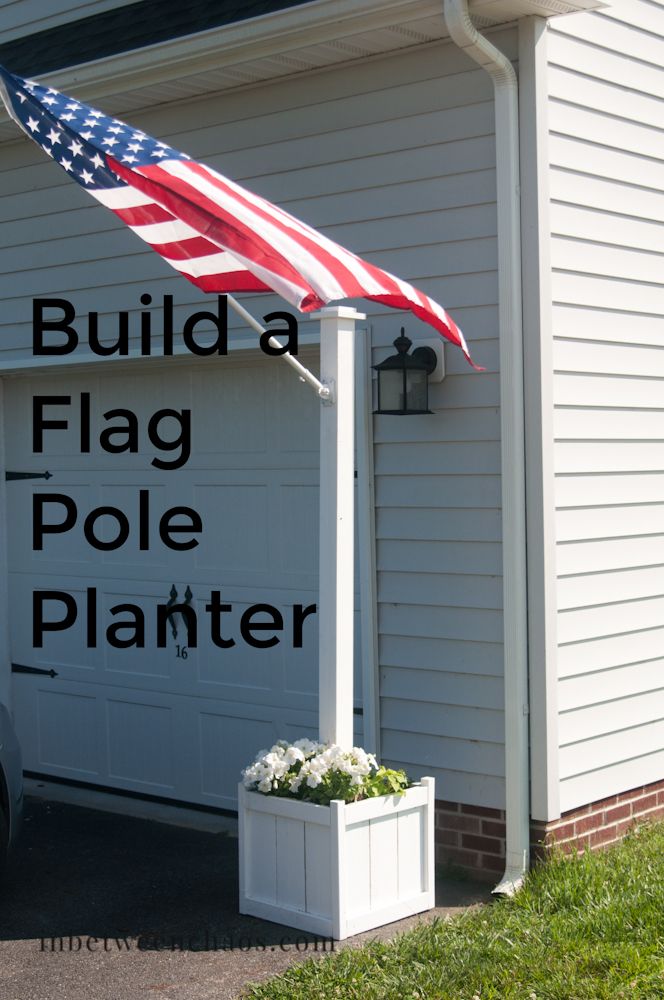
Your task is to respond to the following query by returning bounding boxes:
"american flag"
[0,64,476,366]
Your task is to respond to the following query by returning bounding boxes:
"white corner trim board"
[517,15,561,824]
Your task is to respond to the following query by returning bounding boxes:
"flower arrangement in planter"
[241,738,410,804]
[238,739,435,940]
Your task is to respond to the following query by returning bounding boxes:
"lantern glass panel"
[406,370,428,412]
[379,369,406,412]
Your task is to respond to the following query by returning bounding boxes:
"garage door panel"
[10,475,191,576]
[96,483,174,569]
[40,689,102,778]
[9,482,102,568]
[193,595,284,697]
[103,590,178,683]
[278,483,320,575]
[106,698,176,791]
[193,366,269,455]
[198,712,277,803]
[193,474,319,589]
[193,700,320,809]
[11,575,104,674]
[194,483,271,573]
[98,369,179,422]
[275,363,320,454]
[282,607,321,701]
[12,681,102,780]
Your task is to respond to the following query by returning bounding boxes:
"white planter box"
[238,777,435,940]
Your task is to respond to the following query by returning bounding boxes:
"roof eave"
[0,0,608,127]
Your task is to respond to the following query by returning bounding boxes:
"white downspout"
[443,0,529,895]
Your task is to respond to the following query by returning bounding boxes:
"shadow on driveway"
[0,795,490,1000]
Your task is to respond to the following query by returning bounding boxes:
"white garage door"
[6,351,361,809]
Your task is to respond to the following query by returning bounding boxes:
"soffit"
[0,0,607,142]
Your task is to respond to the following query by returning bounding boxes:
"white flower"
[293,737,322,756]
[284,746,305,766]
[241,736,395,802]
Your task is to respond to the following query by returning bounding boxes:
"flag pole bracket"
[319,380,334,405]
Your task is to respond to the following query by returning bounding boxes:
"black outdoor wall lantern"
[373,329,438,415]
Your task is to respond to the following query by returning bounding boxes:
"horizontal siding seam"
[547,58,664,101]
[548,96,664,135]
[558,591,664,612]
[557,562,664,578]
[555,438,664,445]
[551,236,664,259]
[560,740,664,773]
[379,632,501,646]
[549,17,664,53]
[551,268,664,290]
[559,654,664,679]
[558,624,664,648]
[556,529,664,543]
[548,135,664,169]
[558,688,664,715]
[551,301,664,321]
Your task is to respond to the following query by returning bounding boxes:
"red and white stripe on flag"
[103,156,477,368]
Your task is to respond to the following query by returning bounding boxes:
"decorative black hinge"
[5,471,52,481]
[165,585,179,640]
[11,662,58,678]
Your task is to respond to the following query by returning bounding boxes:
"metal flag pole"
[226,294,331,400]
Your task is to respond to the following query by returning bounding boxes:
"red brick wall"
[530,778,664,859]
[435,777,664,881]
[435,799,506,881]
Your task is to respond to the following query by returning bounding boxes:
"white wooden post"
[316,307,365,748]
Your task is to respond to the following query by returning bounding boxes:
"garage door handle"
[11,662,58,678]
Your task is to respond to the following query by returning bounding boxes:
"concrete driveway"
[0,787,489,1000]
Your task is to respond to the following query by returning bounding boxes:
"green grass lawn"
[245,821,664,1000]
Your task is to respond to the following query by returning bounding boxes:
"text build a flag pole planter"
[238,307,435,940]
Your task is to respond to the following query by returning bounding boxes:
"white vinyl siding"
[547,1,664,813]
[0,31,512,808]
